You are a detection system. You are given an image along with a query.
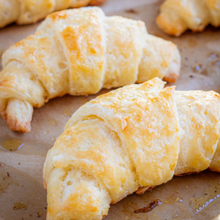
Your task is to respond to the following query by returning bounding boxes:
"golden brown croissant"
[43,77,220,220]
[157,0,220,36]
[0,7,181,133]
[0,0,106,28]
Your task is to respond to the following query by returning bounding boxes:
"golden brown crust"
[88,0,107,6]
[0,0,107,28]
[5,115,31,132]
[163,73,179,83]
[174,90,220,175]
[156,13,187,37]
[157,0,220,36]
[0,110,31,133]
[138,35,180,84]
[43,78,220,220]
[2,99,33,132]
[44,78,181,219]
[0,8,180,132]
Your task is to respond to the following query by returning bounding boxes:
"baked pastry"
[0,7,181,133]
[157,0,220,36]
[0,0,106,28]
[43,77,220,220]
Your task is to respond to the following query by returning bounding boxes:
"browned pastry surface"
[157,0,220,36]
[43,77,220,220]
[0,0,106,28]
[0,7,180,132]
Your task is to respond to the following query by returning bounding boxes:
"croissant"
[157,0,220,36]
[0,7,181,133]
[0,0,106,28]
[43,77,220,220]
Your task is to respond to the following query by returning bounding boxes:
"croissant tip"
[2,112,32,133]
[156,14,185,37]
[8,121,32,133]
[163,73,179,84]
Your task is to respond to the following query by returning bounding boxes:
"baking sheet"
[0,0,220,219]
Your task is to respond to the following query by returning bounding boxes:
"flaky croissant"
[157,0,220,36]
[0,0,106,28]
[0,7,181,133]
[43,77,220,220]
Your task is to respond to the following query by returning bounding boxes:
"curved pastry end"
[88,0,107,6]
[163,73,179,83]
[0,98,33,132]
[156,12,187,37]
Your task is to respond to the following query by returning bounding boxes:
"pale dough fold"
[0,7,181,132]
[157,0,220,36]
[44,77,220,220]
[0,0,106,28]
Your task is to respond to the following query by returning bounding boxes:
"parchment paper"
[0,0,220,219]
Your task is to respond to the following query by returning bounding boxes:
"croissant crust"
[43,77,220,220]
[0,0,106,28]
[0,7,181,132]
[157,0,220,36]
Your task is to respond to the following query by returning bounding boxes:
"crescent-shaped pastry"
[157,0,220,36]
[43,77,220,220]
[0,0,106,28]
[0,7,181,132]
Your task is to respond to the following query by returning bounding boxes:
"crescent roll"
[0,0,106,28]
[0,7,181,132]
[43,77,220,220]
[157,0,220,36]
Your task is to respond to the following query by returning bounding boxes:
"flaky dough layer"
[157,0,220,36]
[0,0,106,28]
[0,7,181,132]
[44,77,220,220]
